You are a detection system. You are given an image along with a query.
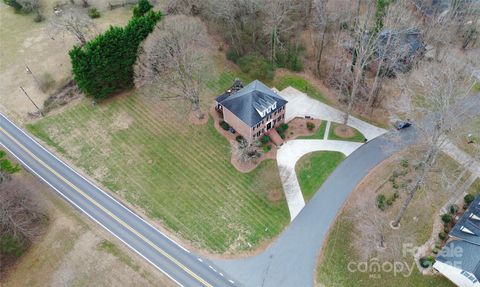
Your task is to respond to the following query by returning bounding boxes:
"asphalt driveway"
[214,128,417,287]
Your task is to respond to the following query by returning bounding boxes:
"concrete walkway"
[273,86,387,221]
[323,121,331,140]
[277,86,387,141]
[277,140,363,220]
[442,141,480,177]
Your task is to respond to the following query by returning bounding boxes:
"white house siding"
[433,261,480,287]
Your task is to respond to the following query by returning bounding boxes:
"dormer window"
[469,213,480,221]
[460,226,476,235]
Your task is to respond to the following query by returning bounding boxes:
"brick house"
[215,80,288,143]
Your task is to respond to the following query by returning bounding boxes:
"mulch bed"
[210,105,276,173]
[334,124,355,138]
[283,117,322,140]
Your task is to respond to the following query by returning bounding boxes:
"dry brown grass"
[1,166,175,287]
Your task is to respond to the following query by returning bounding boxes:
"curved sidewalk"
[277,140,363,220]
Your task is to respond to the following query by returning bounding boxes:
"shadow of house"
[434,195,480,286]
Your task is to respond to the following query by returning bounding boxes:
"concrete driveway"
[277,86,387,141]
[277,140,363,220]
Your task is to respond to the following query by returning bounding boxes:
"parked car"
[394,119,412,130]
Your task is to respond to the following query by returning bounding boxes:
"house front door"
[266,122,272,130]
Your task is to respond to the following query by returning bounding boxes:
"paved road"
[0,113,236,287]
[213,128,417,287]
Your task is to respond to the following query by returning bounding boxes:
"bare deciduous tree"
[233,140,261,163]
[49,8,96,46]
[310,0,328,77]
[262,0,300,66]
[366,0,422,108]
[0,179,46,242]
[342,0,378,124]
[391,62,479,227]
[135,15,210,119]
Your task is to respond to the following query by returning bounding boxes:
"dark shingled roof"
[436,240,480,281]
[436,195,480,282]
[450,195,480,246]
[376,28,425,73]
[217,80,287,127]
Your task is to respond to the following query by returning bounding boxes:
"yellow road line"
[0,126,213,287]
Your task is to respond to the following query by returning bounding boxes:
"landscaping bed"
[210,105,277,173]
[328,122,366,142]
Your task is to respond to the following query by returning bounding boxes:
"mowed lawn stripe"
[128,95,285,223]
[28,89,288,252]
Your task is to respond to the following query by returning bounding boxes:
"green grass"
[317,216,454,287]
[468,178,480,195]
[25,123,66,154]
[297,121,328,140]
[273,75,330,104]
[0,234,26,258]
[295,151,345,201]
[98,240,140,271]
[473,82,480,93]
[328,122,366,142]
[26,69,289,253]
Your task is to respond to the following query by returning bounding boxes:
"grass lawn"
[317,216,454,287]
[297,121,328,140]
[328,122,366,142]
[295,151,345,201]
[468,178,480,195]
[273,75,330,104]
[26,69,289,253]
[316,152,460,287]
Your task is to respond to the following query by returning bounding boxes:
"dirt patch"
[267,189,283,202]
[334,124,355,138]
[111,110,134,131]
[188,110,209,125]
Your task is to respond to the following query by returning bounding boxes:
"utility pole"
[20,86,43,116]
[25,65,41,88]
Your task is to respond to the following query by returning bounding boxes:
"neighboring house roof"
[411,0,451,17]
[436,240,480,282]
[216,80,288,127]
[436,195,480,283]
[450,195,480,246]
[376,28,425,72]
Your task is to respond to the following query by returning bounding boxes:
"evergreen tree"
[69,11,161,99]
[133,0,153,18]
